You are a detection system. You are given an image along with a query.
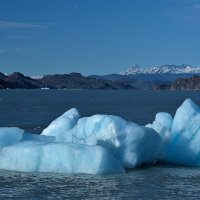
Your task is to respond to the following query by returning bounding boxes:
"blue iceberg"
[0,141,124,174]
[42,114,162,168]
[1,98,200,174]
[146,99,200,166]
[0,128,24,148]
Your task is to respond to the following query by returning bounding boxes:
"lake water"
[0,90,200,199]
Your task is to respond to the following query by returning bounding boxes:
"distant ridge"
[120,64,200,75]
[2,64,200,90]
[0,72,134,90]
[91,64,200,90]
[170,76,200,90]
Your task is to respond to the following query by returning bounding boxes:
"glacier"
[1,98,200,174]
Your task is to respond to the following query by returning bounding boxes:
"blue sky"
[0,0,200,75]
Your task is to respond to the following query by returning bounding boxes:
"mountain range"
[1,64,200,90]
[0,72,133,90]
[91,64,200,89]
[120,64,200,75]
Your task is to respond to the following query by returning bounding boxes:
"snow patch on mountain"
[31,76,44,79]
[120,64,200,75]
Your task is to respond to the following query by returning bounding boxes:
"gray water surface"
[0,90,200,199]
[0,166,200,200]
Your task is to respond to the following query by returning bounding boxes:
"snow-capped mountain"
[120,64,200,75]
[31,75,44,79]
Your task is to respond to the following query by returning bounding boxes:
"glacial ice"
[146,112,173,141]
[44,114,163,168]
[1,98,200,174]
[0,141,124,174]
[146,99,200,166]
[42,108,80,141]
[21,133,55,143]
[163,99,200,166]
[0,128,24,148]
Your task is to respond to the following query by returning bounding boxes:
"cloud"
[0,20,49,29]
[0,48,6,53]
[7,35,27,40]
[72,4,80,9]
[167,2,200,26]
[192,4,200,9]
[0,47,39,54]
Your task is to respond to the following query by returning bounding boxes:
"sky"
[0,0,200,75]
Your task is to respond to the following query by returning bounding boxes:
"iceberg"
[147,99,200,166]
[0,141,124,174]
[163,99,200,166]
[1,98,200,174]
[42,114,162,168]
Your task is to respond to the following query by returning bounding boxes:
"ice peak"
[120,64,200,75]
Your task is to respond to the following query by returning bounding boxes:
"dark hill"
[170,76,200,90]
[0,72,134,90]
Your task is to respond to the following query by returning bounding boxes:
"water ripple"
[0,165,200,199]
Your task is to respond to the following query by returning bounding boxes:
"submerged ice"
[1,98,200,174]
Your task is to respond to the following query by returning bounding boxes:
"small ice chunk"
[145,112,173,139]
[162,99,200,166]
[0,127,24,148]
[151,121,171,139]
[41,108,80,141]
[171,99,200,133]
[155,112,173,129]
